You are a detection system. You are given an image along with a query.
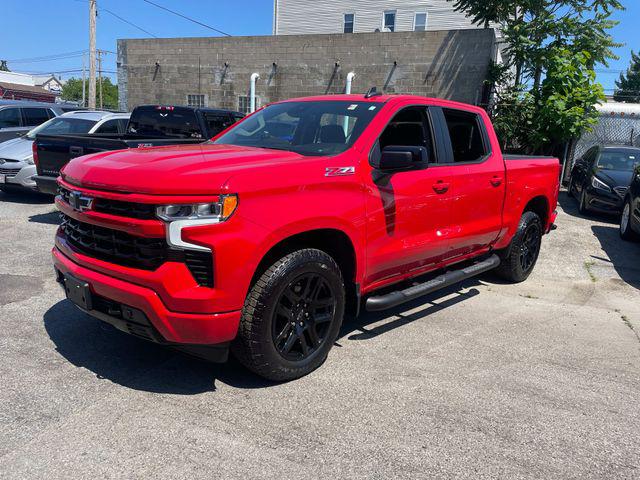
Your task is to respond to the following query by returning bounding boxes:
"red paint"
[54,95,559,346]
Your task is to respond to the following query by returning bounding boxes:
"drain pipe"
[344,72,356,134]
[250,72,260,113]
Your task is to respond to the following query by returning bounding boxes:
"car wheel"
[495,211,543,283]
[620,200,639,242]
[578,187,589,214]
[232,248,345,381]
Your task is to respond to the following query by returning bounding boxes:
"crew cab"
[51,94,560,381]
[34,105,243,194]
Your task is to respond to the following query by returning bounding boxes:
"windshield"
[597,150,639,171]
[26,117,98,140]
[127,107,202,139]
[213,101,383,156]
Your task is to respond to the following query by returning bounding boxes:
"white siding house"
[273,0,479,35]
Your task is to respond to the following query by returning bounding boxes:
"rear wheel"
[620,200,639,242]
[567,176,575,198]
[232,249,345,381]
[495,211,543,283]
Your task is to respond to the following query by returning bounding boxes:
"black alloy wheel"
[272,273,336,361]
[519,223,541,273]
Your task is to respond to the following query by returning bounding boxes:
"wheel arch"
[523,195,549,227]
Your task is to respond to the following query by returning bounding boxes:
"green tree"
[449,0,621,153]
[0,60,10,71]
[61,77,119,109]
[614,51,640,103]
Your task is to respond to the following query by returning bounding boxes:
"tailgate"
[35,134,128,177]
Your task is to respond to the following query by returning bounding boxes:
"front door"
[363,105,452,287]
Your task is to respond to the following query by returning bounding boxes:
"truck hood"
[61,143,306,195]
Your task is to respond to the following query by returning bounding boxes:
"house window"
[344,13,354,33]
[238,95,260,114]
[187,94,207,108]
[414,12,427,31]
[383,10,396,32]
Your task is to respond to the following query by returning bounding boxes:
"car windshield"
[213,101,383,156]
[25,117,98,140]
[597,150,639,171]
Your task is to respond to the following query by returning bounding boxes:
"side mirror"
[377,145,429,171]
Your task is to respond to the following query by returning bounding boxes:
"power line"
[141,0,231,36]
[101,7,158,38]
[5,50,87,63]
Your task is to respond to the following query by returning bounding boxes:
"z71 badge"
[325,166,355,177]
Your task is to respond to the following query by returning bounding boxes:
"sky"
[0,0,638,95]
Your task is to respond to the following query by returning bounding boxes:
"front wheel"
[232,249,345,381]
[495,211,543,283]
[578,187,589,214]
[620,200,639,242]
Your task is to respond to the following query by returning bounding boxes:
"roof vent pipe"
[250,73,260,113]
[344,72,356,134]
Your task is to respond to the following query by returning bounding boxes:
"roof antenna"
[365,86,382,99]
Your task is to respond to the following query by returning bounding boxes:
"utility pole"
[82,53,86,107]
[88,0,97,109]
[98,50,103,109]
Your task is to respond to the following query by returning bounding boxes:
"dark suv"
[568,145,639,215]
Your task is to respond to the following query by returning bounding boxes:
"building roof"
[0,81,55,96]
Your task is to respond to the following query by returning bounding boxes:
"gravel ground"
[0,189,639,479]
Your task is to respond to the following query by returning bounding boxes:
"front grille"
[614,186,629,198]
[59,213,214,287]
[61,214,168,270]
[0,167,20,176]
[58,186,157,219]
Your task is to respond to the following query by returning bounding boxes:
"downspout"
[250,73,260,113]
[344,72,356,134]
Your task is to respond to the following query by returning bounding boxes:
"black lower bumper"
[55,269,230,363]
[34,175,59,195]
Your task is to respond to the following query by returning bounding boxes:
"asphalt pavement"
[1,189,639,479]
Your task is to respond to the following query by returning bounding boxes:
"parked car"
[51,94,559,381]
[0,100,82,143]
[619,151,640,241]
[33,105,244,194]
[568,145,639,215]
[0,111,130,194]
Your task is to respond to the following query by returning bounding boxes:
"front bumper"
[584,187,624,214]
[1,163,37,190]
[53,246,241,347]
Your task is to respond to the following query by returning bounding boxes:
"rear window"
[26,117,97,140]
[127,107,202,139]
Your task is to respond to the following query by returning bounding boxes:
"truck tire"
[620,199,639,242]
[495,211,543,283]
[232,248,345,381]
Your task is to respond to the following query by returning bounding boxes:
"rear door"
[363,103,452,286]
[436,107,505,259]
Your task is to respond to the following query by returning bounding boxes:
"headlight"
[24,156,34,165]
[157,195,238,252]
[156,194,238,222]
[592,176,611,192]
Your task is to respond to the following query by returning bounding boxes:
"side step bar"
[365,254,500,312]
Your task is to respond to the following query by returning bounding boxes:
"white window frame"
[343,12,355,33]
[186,94,208,108]
[238,95,260,115]
[413,12,428,31]
[382,10,397,32]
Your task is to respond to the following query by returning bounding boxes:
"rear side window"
[204,113,233,136]
[94,119,120,134]
[117,119,128,133]
[0,108,21,128]
[23,108,51,126]
[442,108,487,163]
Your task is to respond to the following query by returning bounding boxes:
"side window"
[23,108,51,127]
[0,108,21,129]
[204,113,234,136]
[95,119,120,134]
[442,108,487,163]
[47,109,57,119]
[378,107,434,160]
[117,119,129,133]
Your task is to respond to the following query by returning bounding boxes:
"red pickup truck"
[52,94,559,380]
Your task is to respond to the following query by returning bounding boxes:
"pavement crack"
[621,314,640,347]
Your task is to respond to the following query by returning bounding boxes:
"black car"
[620,161,640,241]
[568,145,640,215]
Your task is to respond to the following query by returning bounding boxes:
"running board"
[365,254,500,312]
